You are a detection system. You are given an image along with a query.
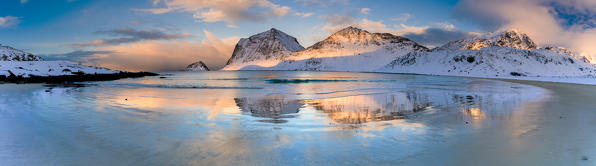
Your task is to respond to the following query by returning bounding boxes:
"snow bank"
[0,61,118,77]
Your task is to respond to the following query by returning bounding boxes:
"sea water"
[0,71,594,166]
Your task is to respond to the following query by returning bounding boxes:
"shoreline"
[216,69,596,86]
[0,71,159,84]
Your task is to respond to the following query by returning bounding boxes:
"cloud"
[454,0,596,61]
[321,15,421,34]
[41,50,115,61]
[295,12,313,18]
[73,28,191,47]
[139,0,292,28]
[391,13,411,22]
[78,30,239,72]
[402,28,477,48]
[358,19,393,32]
[321,14,356,26]
[360,8,370,15]
[434,22,456,31]
[394,24,429,35]
[318,15,475,47]
[19,0,75,3]
[294,0,349,7]
[0,16,21,28]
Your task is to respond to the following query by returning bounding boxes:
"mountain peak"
[441,28,538,50]
[185,61,209,71]
[485,28,537,49]
[308,27,428,52]
[330,26,370,37]
[0,45,43,61]
[337,26,365,32]
[311,26,377,47]
[269,28,280,32]
[224,28,304,66]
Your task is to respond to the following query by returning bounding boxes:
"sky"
[1,0,595,72]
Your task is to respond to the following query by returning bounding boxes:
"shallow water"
[0,71,594,166]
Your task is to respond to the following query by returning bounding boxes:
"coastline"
[219,69,596,86]
[0,71,158,84]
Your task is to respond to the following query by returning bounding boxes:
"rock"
[185,61,209,71]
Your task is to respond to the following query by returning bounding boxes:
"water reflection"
[234,95,301,123]
[305,92,432,125]
[232,86,537,128]
[0,71,556,166]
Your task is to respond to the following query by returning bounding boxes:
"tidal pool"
[0,71,594,166]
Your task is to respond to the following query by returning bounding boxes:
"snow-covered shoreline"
[0,61,118,77]
[0,61,158,83]
[381,72,596,85]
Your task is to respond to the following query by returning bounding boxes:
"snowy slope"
[439,29,537,50]
[223,28,304,70]
[185,61,210,71]
[0,45,122,78]
[0,45,43,61]
[0,61,118,77]
[381,30,596,77]
[231,27,429,72]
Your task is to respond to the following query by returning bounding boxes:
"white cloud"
[294,0,349,7]
[295,12,314,18]
[391,13,411,22]
[434,22,456,31]
[0,16,21,28]
[360,8,370,15]
[321,14,356,26]
[394,24,429,35]
[140,0,293,28]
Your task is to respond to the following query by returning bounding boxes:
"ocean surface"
[0,71,594,166]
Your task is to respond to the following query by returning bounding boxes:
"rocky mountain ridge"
[0,45,43,61]
[224,28,304,69]
[224,27,429,71]
[185,61,210,71]
[383,29,596,77]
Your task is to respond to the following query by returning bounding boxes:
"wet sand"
[401,80,596,166]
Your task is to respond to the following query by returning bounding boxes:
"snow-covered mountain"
[226,27,428,71]
[0,61,118,77]
[185,61,209,71]
[0,45,43,61]
[0,45,121,78]
[438,29,537,50]
[234,96,301,121]
[223,28,304,70]
[382,29,596,77]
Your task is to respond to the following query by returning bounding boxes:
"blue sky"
[1,0,595,71]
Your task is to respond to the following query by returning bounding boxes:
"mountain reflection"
[233,91,435,124]
[233,88,531,127]
[305,92,432,124]
[234,95,302,123]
